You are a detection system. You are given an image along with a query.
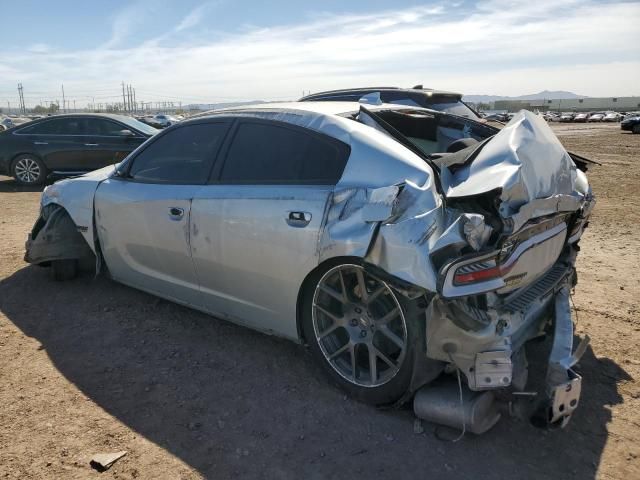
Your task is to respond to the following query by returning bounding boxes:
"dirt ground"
[0,122,638,479]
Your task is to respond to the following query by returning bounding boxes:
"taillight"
[453,258,514,285]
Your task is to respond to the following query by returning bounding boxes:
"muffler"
[413,381,501,434]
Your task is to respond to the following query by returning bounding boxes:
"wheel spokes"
[328,342,350,360]
[378,324,405,349]
[368,346,377,385]
[355,268,368,302]
[312,264,407,388]
[314,303,342,323]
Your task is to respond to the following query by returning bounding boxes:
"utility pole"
[122,82,127,113]
[17,83,26,114]
[62,84,66,113]
[73,100,76,112]
[133,88,137,114]
[127,84,133,113]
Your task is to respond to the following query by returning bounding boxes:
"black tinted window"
[18,118,82,135]
[84,119,129,136]
[129,123,227,184]
[220,121,349,184]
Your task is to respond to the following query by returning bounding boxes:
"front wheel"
[12,154,47,185]
[302,262,422,405]
[633,124,640,134]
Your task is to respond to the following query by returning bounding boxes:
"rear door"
[190,118,350,339]
[95,121,230,306]
[15,117,88,171]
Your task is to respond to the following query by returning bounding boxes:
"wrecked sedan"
[25,102,595,433]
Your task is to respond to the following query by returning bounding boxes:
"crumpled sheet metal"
[440,110,581,227]
[319,177,476,293]
[318,176,502,293]
[39,165,115,252]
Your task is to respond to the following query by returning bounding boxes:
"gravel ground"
[0,122,638,479]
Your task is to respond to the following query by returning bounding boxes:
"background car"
[559,112,575,122]
[0,117,15,131]
[152,114,180,128]
[603,112,623,122]
[620,113,640,133]
[0,113,158,185]
[300,85,481,119]
[588,112,605,122]
[573,113,590,123]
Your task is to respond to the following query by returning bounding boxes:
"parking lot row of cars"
[543,111,633,123]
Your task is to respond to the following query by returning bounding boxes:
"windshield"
[423,101,479,119]
[119,116,159,136]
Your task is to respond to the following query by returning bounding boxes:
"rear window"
[18,118,83,135]
[219,121,349,185]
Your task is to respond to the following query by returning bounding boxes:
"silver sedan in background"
[24,102,595,434]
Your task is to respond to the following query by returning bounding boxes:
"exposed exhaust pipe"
[413,381,501,435]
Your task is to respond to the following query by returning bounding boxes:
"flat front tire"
[12,154,47,185]
[302,261,422,405]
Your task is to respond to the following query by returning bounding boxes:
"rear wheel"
[12,154,47,185]
[302,262,421,405]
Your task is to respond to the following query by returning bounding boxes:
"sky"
[0,0,638,108]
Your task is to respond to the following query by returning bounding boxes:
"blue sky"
[0,0,638,108]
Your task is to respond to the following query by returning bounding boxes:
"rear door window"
[128,122,228,184]
[219,120,349,185]
[18,118,83,135]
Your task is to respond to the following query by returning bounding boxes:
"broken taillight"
[453,259,514,285]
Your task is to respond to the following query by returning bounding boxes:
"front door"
[83,118,144,168]
[94,121,230,306]
[190,118,349,339]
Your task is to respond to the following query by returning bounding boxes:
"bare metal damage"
[317,110,595,428]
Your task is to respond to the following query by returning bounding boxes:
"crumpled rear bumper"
[541,285,589,427]
[419,261,589,431]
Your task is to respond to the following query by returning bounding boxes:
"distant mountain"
[463,90,588,103]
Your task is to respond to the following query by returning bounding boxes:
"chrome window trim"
[13,117,145,138]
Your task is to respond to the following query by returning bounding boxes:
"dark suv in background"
[0,113,158,185]
[300,85,481,119]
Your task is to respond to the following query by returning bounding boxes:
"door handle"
[168,207,184,221]
[33,141,48,145]
[84,143,99,146]
[286,211,311,227]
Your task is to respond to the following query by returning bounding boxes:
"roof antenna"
[412,84,423,90]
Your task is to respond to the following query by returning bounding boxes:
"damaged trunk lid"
[357,108,593,297]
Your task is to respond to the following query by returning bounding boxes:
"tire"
[633,124,640,134]
[51,259,78,281]
[301,260,424,406]
[12,154,47,185]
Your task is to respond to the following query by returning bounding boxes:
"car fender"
[39,165,115,252]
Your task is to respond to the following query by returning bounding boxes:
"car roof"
[30,113,135,122]
[196,101,421,119]
[300,86,464,100]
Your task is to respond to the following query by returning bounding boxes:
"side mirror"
[119,129,135,137]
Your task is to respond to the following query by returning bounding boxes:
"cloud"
[175,2,217,33]
[1,0,638,106]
